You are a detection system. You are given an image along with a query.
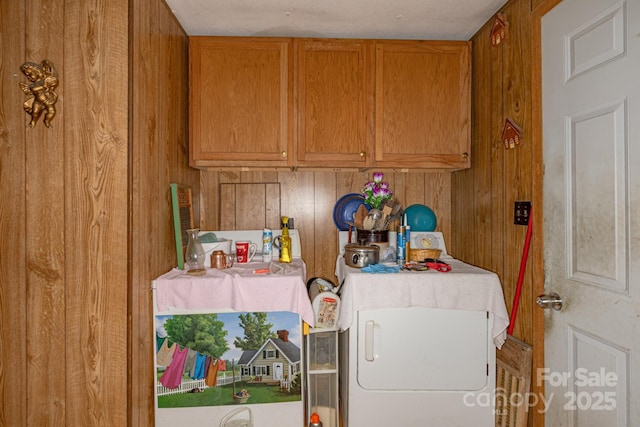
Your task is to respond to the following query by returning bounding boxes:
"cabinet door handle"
[281,151,287,157]
[364,320,375,361]
[359,151,365,157]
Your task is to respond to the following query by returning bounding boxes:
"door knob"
[536,292,563,311]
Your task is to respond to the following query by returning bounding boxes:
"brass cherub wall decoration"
[19,60,59,128]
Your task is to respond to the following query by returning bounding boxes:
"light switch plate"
[514,201,532,226]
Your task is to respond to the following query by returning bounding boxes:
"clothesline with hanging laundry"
[156,336,227,389]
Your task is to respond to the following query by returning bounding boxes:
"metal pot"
[344,244,379,268]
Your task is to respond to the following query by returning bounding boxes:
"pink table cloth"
[154,259,315,326]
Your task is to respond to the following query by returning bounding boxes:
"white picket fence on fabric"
[156,373,242,397]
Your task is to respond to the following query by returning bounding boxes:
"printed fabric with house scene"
[155,311,302,408]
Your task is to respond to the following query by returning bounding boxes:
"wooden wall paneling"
[403,172,426,204]
[279,171,315,276]
[24,0,66,424]
[459,0,542,424]
[0,1,28,423]
[238,172,281,229]
[144,0,162,381]
[130,0,159,422]
[313,172,339,281]
[200,171,221,229]
[64,1,129,425]
[148,3,196,424]
[428,173,449,238]
[216,171,243,231]
[335,171,367,197]
[390,172,407,223]
[219,182,237,229]
[234,183,269,229]
[449,173,473,261]
[384,172,452,239]
[218,182,281,229]
[427,173,452,241]
[164,8,192,267]
[131,0,196,423]
[450,38,482,260]
[386,172,404,231]
[489,10,507,288]
[0,0,195,425]
[531,0,545,13]
[265,182,282,228]
[501,0,534,343]
[500,2,539,425]
[72,3,130,422]
[157,1,172,268]
[473,21,496,270]
[452,21,494,265]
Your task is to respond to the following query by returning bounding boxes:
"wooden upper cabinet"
[374,41,471,169]
[189,37,471,171]
[294,39,374,168]
[189,37,293,168]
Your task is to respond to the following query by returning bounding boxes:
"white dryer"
[335,236,509,427]
[340,308,495,426]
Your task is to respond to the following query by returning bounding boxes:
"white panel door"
[542,0,640,425]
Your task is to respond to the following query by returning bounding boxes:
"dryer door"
[356,307,489,391]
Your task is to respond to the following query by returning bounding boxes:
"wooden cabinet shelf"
[189,37,470,171]
[294,39,374,168]
[189,37,293,168]
[374,41,471,169]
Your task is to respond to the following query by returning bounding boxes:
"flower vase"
[184,228,205,271]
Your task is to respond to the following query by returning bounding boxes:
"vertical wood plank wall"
[130,1,199,426]
[0,1,28,424]
[454,0,533,345]
[200,171,452,281]
[452,0,544,425]
[1,0,197,426]
[66,1,130,424]
[1,0,130,424]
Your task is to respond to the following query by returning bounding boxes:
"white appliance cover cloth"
[155,259,315,326]
[336,256,509,348]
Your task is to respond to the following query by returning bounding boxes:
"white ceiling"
[166,0,508,40]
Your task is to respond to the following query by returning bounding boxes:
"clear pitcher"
[184,228,205,271]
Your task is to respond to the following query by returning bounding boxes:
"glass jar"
[184,228,205,270]
[356,229,389,245]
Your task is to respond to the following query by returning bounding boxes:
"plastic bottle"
[278,216,292,263]
[403,213,411,258]
[405,224,411,260]
[262,228,273,262]
[397,225,406,265]
[309,412,323,427]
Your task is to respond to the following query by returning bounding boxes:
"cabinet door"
[374,41,471,169]
[295,39,374,168]
[189,37,293,168]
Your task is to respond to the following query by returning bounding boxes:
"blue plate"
[333,193,367,231]
[404,204,437,232]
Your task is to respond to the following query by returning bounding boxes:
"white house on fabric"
[238,330,300,386]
